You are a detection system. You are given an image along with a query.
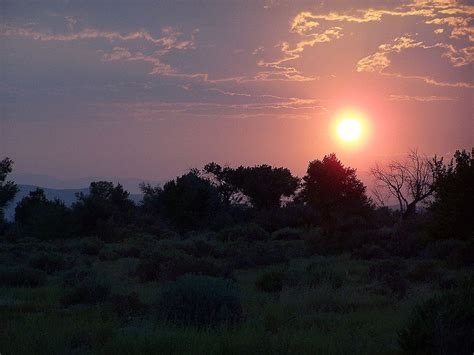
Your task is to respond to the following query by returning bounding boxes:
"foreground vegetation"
[1,230,472,354]
[0,149,472,354]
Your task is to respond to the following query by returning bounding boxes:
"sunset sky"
[1,0,473,189]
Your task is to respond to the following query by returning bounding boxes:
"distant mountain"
[10,172,161,194]
[4,185,143,221]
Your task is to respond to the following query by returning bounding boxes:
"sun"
[337,118,362,142]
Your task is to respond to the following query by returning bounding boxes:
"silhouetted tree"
[0,158,18,230]
[15,188,72,239]
[72,181,135,237]
[299,153,372,226]
[370,149,443,218]
[141,170,222,231]
[428,149,474,240]
[203,163,299,209]
[202,163,240,205]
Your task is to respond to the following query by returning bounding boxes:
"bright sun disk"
[337,118,362,142]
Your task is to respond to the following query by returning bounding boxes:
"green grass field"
[1,234,471,354]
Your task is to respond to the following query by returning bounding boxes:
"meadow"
[1,226,472,354]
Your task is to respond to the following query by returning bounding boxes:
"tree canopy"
[0,158,18,226]
[300,153,372,222]
[203,163,299,209]
[429,149,474,240]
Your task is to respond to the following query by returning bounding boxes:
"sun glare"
[331,108,370,147]
[337,118,362,142]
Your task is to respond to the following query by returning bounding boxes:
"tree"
[141,170,222,231]
[72,181,135,237]
[203,163,299,209]
[15,188,72,239]
[428,149,474,240]
[299,153,372,223]
[370,149,442,218]
[0,157,19,227]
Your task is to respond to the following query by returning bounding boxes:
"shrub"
[306,261,345,289]
[136,249,229,283]
[62,267,95,287]
[255,271,286,293]
[406,261,439,283]
[223,240,288,268]
[28,252,66,273]
[218,223,269,242]
[60,277,111,305]
[368,260,407,299]
[0,266,47,287]
[159,256,229,281]
[109,292,147,319]
[352,244,388,260]
[154,275,243,326]
[447,240,474,268]
[180,237,221,258]
[271,227,303,240]
[98,249,120,261]
[135,256,161,283]
[398,284,474,354]
[116,245,141,258]
[423,239,465,259]
[81,237,103,256]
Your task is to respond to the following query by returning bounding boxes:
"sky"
[1,0,473,189]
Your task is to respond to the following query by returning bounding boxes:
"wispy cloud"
[356,34,474,88]
[387,94,457,102]
[1,25,196,50]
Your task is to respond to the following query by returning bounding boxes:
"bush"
[180,237,221,258]
[159,256,228,281]
[81,238,103,256]
[136,249,229,283]
[223,240,288,268]
[406,261,439,283]
[116,245,141,258]
[218,223,269,242]
[447,240,474,268]
[61,277,111,305]
[305,261,345,289]
[28,252,66,273]
[423,239,465,259]
[0,266,47,287]
[135,256,161,283]
[399,284,474,354]
[255,271,285,293]
[271,228,303,240]
[368,260,408,299]
[98,249,120,261]
[155,275,243,326]
[109,292,147,319]
[62,267,95,287]
[352,244,388,260]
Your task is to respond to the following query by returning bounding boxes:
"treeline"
[0,150,473,249]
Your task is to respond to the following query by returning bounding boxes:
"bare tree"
[370,149,442,218]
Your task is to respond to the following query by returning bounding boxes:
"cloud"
[387,94,457,101]
[290,7,435,25]
[357,34,474,87]
[357,52,391,72]
[356,36,423,72]
[99,45,210,80]
[441,44,474,67]
[1,25,196,50]
[383,72,474,89]
[423,7,474,41]
[98,93,327,122]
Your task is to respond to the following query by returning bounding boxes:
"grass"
[0,237,471,354]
